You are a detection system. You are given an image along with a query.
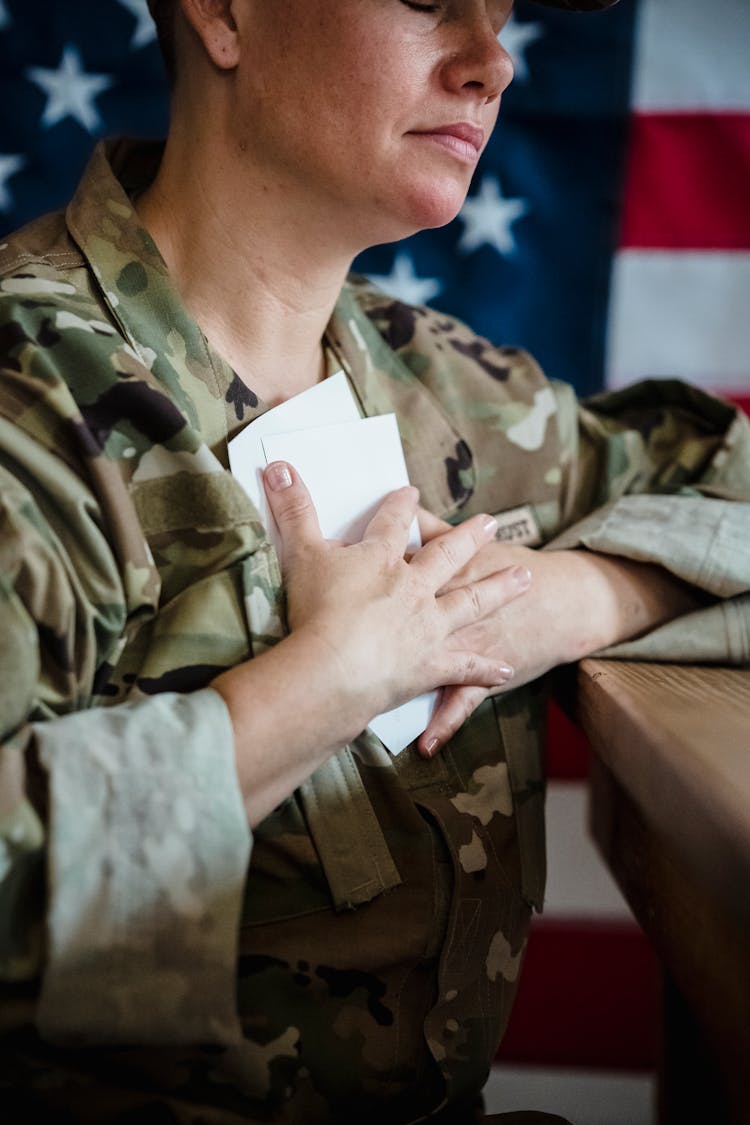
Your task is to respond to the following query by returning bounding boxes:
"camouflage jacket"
[1,139,748,1123]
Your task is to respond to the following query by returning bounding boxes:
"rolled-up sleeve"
[546,378,750,663]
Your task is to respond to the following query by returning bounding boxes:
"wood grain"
[577,660,750,1125]
[577,660,750,926]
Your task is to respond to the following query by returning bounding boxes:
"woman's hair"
[148,0,178,86]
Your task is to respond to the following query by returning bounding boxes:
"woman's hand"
[211,464,530,826]
[416,508,704,757]
[265,461,530,732]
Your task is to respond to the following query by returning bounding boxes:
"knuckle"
[277,492,311,523]
[380,487,414,522]
[465,582,483,620]
[370,537,396,570]
[380,508,409,538]
[435,536,458,570]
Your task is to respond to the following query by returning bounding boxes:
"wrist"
[210,630,371,827]
[547,549,702,659]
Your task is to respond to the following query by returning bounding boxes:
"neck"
[136,123,355,406]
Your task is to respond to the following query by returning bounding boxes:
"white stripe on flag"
[606,250,750,390]
[632,0,750,112]
[544,783,632,921]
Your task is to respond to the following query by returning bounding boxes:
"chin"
[362,180,469,247]
[400,176,471,233]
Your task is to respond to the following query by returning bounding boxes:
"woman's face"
[232,0,515,249]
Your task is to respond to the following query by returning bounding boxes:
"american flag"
[1,1,747,405]
[1,1,748,1116]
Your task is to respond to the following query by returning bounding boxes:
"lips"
[411,123,485,154]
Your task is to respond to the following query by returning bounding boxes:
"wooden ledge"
[577,659,750,928]
[576,660,750,1122]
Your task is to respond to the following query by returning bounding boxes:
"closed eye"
[401,1,440,12]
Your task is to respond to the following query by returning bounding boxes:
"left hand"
[417,508,702,757]
[417,509,577,756]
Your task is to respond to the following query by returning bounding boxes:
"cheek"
[330,21,424,119]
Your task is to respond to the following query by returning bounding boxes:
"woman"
[1,1,748,1121]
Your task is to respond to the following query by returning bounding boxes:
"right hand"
[264,460,529,736]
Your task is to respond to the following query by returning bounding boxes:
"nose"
[439,16,514,104]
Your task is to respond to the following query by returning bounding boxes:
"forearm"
[210,629,369,829]
[538,548,707,665]
[419,543,708,753]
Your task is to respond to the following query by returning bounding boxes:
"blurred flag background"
[1,0,747,407]
[1,1,748,1121]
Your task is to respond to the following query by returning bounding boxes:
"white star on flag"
[458,175,528,257]
[27,45,114,133]
[0,1,10,31]
[368,252,443,306]
[499,15,544,82]
[117,0,158,50]
[0,154,25,211]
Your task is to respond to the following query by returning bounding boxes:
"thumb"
[263,461,322,560]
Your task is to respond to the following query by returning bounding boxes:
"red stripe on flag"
[498,918,661,1071]
[727,394,750,416]
[546,699,590,781]
[619,113,750,251]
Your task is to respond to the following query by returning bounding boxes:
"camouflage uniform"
[0,139,748,1123]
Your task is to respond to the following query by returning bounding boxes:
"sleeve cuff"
[596,594,750,664]
[548,494,750,598]
[35,688,251,1046]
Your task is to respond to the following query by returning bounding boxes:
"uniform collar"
[65,138,266,455]
[327,282,475,521]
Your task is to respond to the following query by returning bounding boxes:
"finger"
[263,461,323,560]
[438,565,531,631]
[418,685,487,758]
[361,486,419,555]
[434,651,514,694]
[417,506,452,543]
[410,513,498,589]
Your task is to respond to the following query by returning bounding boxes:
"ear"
[178,0,241,71]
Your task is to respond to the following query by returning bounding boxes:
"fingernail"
[497,663,514,681]
[511,566,532,590]
[482,515,498,537]
[423,736,439,758]
[265,462,293,492]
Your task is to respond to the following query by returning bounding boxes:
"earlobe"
[178,0,241,71]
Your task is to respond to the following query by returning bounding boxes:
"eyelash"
[401,1,511,26]
[401,2,440,12]
[400,0,512,36]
